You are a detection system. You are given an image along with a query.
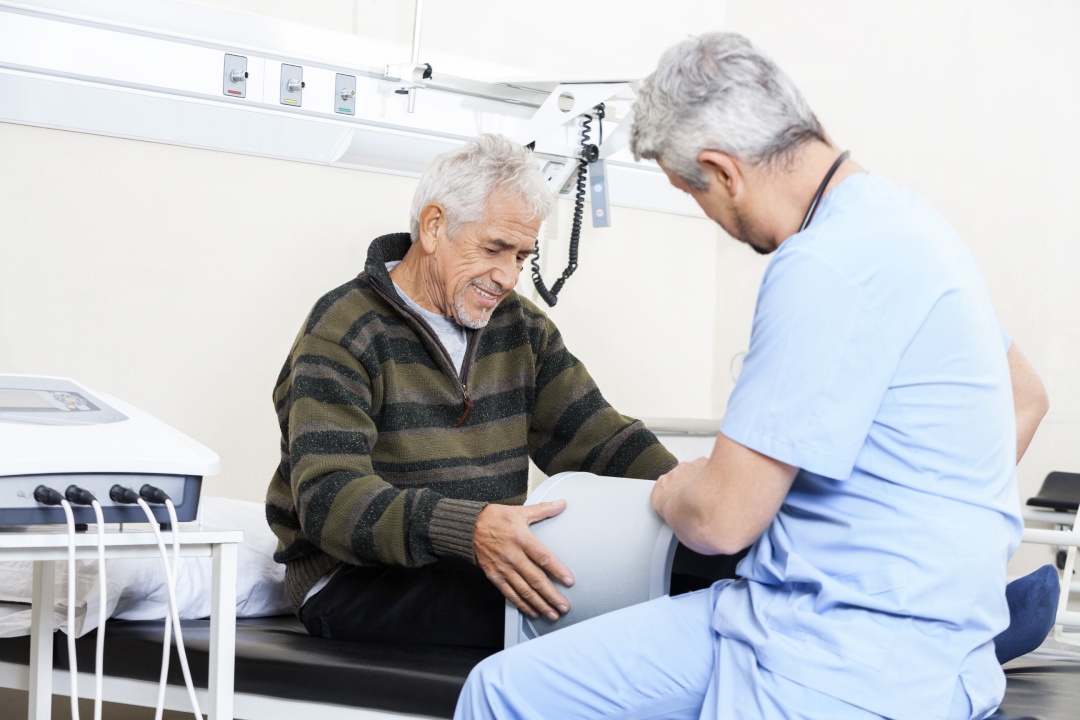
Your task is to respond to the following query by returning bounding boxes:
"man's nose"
[491,256,520,290]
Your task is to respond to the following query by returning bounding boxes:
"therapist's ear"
[698,150,742,199]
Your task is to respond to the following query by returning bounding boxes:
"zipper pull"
[455,385,473,427]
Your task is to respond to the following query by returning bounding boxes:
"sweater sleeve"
[273,332,483,568]
[525,312,677,480]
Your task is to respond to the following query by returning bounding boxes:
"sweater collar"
[363,232,413,296]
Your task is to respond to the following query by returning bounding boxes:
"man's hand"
[473,501,574,622]
[651,457,708,521]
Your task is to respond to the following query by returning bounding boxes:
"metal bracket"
[598,109,634,160]
[513,82,633,149]
[384,63,430,91]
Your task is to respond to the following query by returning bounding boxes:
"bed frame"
[0,613,1077,720]
[0,614,482,719]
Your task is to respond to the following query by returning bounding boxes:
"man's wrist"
[430,498,489,563]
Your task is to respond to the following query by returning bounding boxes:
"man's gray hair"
[631,32,826,190]
[409,133,553,242]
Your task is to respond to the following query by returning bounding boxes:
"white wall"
[186,0,727,80]
[2,0,1077,580]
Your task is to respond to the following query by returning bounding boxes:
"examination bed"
[0,474,1077,719]
[1,615,1078,720]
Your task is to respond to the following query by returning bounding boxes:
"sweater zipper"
[456,333,479,427]
[371,276,479,425]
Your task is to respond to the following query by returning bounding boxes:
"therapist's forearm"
[1016,405,1046,463]
[654,434,796,556]
[1008,344,1048,463]
[660,469,744,556]
[668,498,767,556]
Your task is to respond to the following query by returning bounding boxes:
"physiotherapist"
[455,32,1049,720]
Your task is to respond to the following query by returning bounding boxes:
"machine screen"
[0,388,99,412]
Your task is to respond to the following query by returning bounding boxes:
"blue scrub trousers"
[454,587,977,720]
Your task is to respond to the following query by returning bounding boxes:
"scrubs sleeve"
[999,325,1011,352]
[721,250,900,480]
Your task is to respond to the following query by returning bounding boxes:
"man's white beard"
[454,279,504,329]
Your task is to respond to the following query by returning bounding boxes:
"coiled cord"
[531,105,603,306]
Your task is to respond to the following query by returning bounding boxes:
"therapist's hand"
[473,501,574,622]
[651,456,708,521]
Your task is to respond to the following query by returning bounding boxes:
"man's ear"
[697,150,742,199]
[417,202,447,254]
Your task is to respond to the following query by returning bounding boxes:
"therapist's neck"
[746,141,865,246]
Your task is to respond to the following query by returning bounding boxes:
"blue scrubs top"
[717,173,1022,720]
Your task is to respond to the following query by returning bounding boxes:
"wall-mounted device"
[0,1,705,215]
[589,159,610,228]
[531,104,607,306]
[222,53,248,98]
[336,73,357,115]
[279,63,304,107]
[0,375,218,526]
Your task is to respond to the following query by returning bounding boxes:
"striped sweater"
[266,232,677,610]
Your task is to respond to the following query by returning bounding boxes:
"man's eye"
[485,247,500,255]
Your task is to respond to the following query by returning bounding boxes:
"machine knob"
[287,79,305,92]
[230,69,248,83]
[340,87,356,101]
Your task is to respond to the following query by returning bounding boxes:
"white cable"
[165,499,202,720]
[137,498,203,720]
[135,498,175,720]
[90,500,107,720]
[147,505,173,720]
[59,499,81,720]
[157,501,183,720]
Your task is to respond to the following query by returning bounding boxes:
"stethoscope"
[799,150,850,233]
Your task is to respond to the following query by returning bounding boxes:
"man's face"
[436,194,540,329]
[661,162,775,256]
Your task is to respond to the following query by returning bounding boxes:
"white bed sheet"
[0,496,290,638]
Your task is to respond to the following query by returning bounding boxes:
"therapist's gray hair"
[631,32,826,191]
[409,133,553,243]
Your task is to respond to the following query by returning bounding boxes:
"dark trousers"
[297,559,505,649]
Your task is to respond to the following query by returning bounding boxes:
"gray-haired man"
[455,33,1048,719]
[266,134,676,649]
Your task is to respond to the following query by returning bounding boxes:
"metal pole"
[408,0,424,113]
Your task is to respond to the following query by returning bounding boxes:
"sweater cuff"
[429,498,487,563]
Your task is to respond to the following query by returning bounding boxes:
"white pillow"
[0,495,291,638]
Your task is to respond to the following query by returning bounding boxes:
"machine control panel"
[0,377,126,426]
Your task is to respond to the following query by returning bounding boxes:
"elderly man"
[265,133,676,649]
[455,33,1049,720]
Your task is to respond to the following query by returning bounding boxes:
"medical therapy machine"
[0,374,217,526]
[505,472,678,647]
